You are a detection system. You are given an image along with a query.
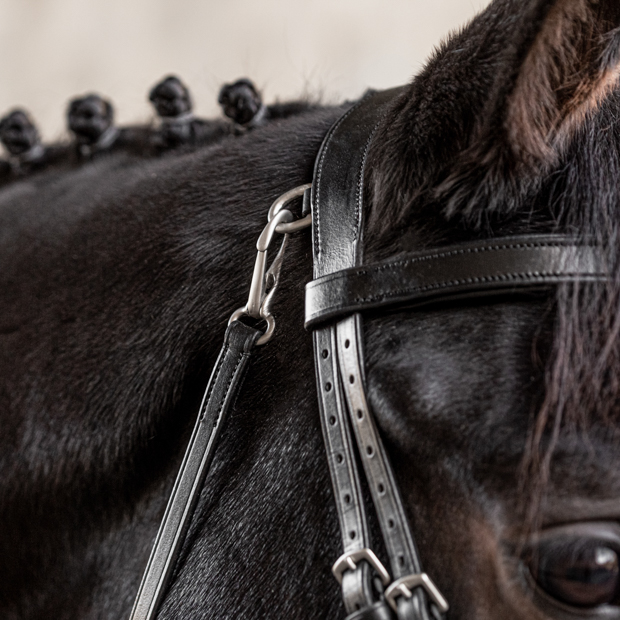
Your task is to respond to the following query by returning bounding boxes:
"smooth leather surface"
[311,87,434,620]
[312,89,400,615]
[312,87,404,278]
[130,320,262,620]
[345,601,394,620]
[306,236,605,327]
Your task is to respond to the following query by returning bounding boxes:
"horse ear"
[432,0,620,219]
[502,0,620,166]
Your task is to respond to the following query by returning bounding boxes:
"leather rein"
[129,88,606,620]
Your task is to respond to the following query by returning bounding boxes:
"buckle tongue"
[384,573,449,613]
[332,549,391,586]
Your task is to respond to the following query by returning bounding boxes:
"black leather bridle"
[129,88,606,620]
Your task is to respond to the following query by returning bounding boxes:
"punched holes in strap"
[336,314,445,620]
[313,327,376,613]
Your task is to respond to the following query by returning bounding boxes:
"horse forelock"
[518,110,620,533]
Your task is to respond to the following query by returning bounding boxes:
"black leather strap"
[130,320,262,620]
[312,86,404,278]
[336,314,432,620]
[305,236,605,327]
[345,601,394,620]
[312,89,403,615]
[311,87,439,620]
[314,327,375,612]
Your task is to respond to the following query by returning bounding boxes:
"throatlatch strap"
[130,321,262,620]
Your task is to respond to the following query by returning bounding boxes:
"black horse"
[2,0,620,618]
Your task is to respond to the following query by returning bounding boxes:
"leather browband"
[305,235,605,328]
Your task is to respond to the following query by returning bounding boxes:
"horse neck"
[0,107,347,618]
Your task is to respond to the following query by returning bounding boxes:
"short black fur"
[3,1,620,619]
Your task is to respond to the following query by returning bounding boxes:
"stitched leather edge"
[305,238,606,327]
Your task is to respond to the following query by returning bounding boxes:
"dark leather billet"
[305,236,605,328]
[130,320,262,620]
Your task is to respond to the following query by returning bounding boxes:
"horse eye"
[529,538,620,608]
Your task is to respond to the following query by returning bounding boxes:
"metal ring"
[275,213,312,234]
[267,183,311,221]
[228,307,248,326]
[257,209,293,251]
[255,314,276,346]
[227,307,275,347]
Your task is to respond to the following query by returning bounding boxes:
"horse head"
[1,1,620,619]
[362,0,620,617]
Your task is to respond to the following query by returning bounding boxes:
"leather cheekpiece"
[311,88,403,615]
[310,87,437,620]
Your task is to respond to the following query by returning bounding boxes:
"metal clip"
[229,183,311,346]
[332,549,391,586]
[384,573,449,614]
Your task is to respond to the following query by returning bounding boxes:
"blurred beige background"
[0,0,492,141]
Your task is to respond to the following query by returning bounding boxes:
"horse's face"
[362,0,620,618]
[366,301,620,620]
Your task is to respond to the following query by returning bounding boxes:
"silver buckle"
[332,549,391,586]
[384,573,449,613]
